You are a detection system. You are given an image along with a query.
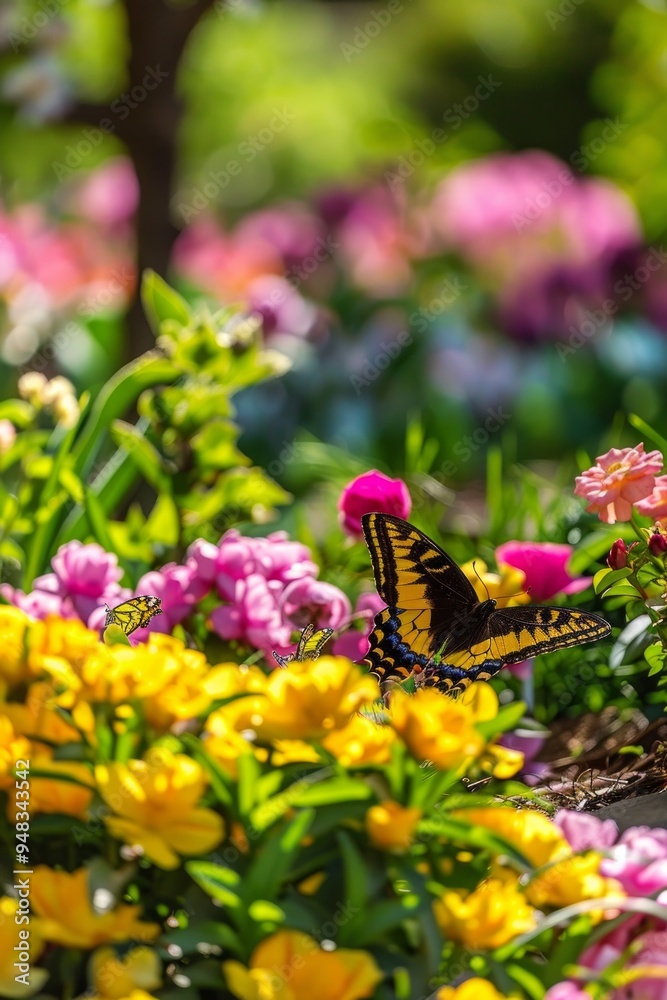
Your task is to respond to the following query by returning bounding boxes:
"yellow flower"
[0,896,48,998]
[8,754,94,819]
[223,930,383,1000]
[213,656,379,743]
[96,748,225,870]
[479,743,525,779]
[434,878,536,950]
[460,560,530,608]
[204,705,267,777]
[436,979,514,1000]
[30,866,160,949]
[0,607,29,687]
[366,800,422,851]
[0,716,31,790]
[390,687,486,770]
[527,852,623,911]
[322,712,396,766]
[3,681,81,744]
[89,945,162,999]
[26,615,100,688]
[457,806,566,869]
[271,739,322,766]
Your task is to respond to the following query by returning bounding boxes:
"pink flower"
[186,538,219,585]
[635,475,667,524]
[333,591,386,660]
[554,809,618,853]
[0,419,16,454]
[495,540,592,602]
[544,984,592,1000]
[280,577,351,631]
[214,529,317,600]
[210,574,292,660]
[52,541,123,597]
[575,444,664,524]
[0,583,73,620]
[601,826,667,896]
[544,984,594,1000]
[339,470,412,536]
[131,562,202,638]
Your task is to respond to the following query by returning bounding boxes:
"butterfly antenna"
[471,561,491,601]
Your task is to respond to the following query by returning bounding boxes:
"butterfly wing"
[298,625,334,660]
[361,512,480,682]
[105,595,162,636]
[273,623,334,668]
[439,605,611,671]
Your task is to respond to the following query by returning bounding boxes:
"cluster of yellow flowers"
[0,606,625,1000]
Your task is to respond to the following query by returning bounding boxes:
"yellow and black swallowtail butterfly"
[272,622,334,668]
[103,595,162,636]
[361,512,610,696]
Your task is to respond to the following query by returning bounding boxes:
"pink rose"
[575,444,663,524]
[338,470,411,536]
[280,577,351,631]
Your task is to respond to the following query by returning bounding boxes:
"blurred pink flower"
[339,469,412,536]
[432,150,641,340]
[601,826,667,896]
[555,809,618,853]
[0,419,16,453]
[280,577,351,631]
[635,475,667,524]
[172,218,282,301]
[495,541,592,602]
[214,529,317,600]
[235,203,324,271]
[130,561,205,639]
[575,444,664,524]
[544,985,594,1000]
[335,187,415,296]
[332,591,384,660]
[210,573,292,659]
[52,541,123,597]
[72,158,139,230]
[187,538,219,584]
[245,273,317,337]
[0,583,72,620]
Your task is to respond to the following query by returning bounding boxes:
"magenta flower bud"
[607,539,628,569]
[648,532,667,556]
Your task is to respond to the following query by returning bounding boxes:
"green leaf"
[142,270,192,334]
[110,420,170,493]
[288,777,373,808]
[248,900,285,923]
[341,899,419,947]
[145,493,180,547]
[337,831,369,925]
[162,920,243,956]
[71,354,178,477]
[645,641,667,677]
[23,420,81,586]
[476,700,526,740]
[610,615,653,670]
[179,734,235,810]
[594,567,631,595]
[103,624,132,647]
[186,861,243,909]
[0,399,34,427]
[83,488,121,563]
[243,808,315,903]
[628,414,667,455]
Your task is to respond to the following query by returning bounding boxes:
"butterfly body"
[361,512,611,695]
[103,596,162,636]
